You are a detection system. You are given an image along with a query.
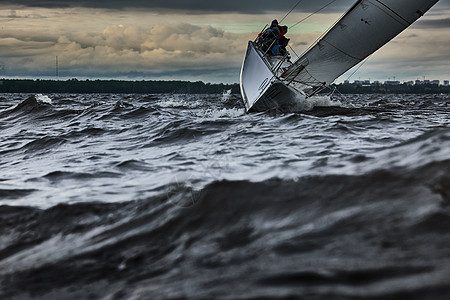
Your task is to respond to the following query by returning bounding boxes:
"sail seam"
[374,0,412,25]
[322,40,362,61]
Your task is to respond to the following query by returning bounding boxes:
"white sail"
[282,0,439,86]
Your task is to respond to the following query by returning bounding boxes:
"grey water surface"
[1,92,449,299]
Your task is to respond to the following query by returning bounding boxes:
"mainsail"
[282,0,439,86]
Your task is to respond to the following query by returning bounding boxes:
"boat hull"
[248,81,300,112]
[240,42,303,113]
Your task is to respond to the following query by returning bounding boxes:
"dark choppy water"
[1,92,450,299]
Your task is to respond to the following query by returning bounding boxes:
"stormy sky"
[0,0,362,12]
[0,0,449,83]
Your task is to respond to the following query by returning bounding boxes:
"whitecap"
[35,94,52,104]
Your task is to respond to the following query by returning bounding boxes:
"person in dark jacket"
[260,20,281,52]
[272,36,290,56]
[257,19,278,44]
[270,19,279,29]
[279,25,288,40]
[264,27,280,50]
[257,19,289,54]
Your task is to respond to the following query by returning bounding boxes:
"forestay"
[282,0,439,86]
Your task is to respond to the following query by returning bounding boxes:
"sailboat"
[240,0,440,113]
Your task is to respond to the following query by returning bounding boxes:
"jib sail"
[282,0,439,86]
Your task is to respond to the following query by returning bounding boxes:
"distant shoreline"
[0,79,449,94]
[0,79,240,94]
[335,81,450,95]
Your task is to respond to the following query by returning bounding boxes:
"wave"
[1,157,450,299]
[19,136,67,154]
[361,127,450,173]
[0,188,37,200]
[7,95,51,115]
[1,93,450,298]
[1,95,84,125]
[43,170,122,182]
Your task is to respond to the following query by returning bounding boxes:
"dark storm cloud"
[1,0,355,13]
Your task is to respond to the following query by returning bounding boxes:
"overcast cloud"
[3,0,449,13]
[0,0,449,83]
[0,0,358,13]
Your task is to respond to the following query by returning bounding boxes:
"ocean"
[1,92,450,299]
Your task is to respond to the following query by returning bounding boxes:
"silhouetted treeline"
[334,82,450,94]
[1,78,449,94]
[0,79,240,94]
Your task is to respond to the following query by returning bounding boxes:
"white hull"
[240,42,304,113]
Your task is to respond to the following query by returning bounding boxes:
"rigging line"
[280,0,305,23]
[333,86,349,103]
[295,0,361,59]
[345,55,372,82]
[290,0,339,29]
[288,45,300,60]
